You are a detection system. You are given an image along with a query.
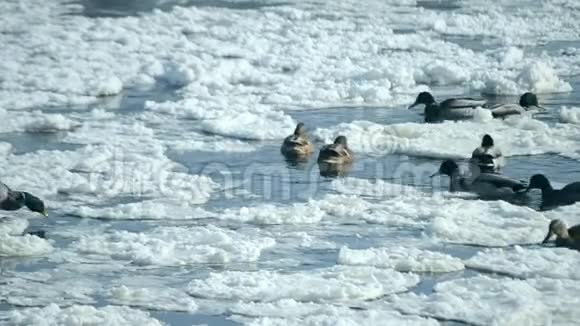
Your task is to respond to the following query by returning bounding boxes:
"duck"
[317,135,353,165]
[527,174,580,210]
[469,134,505,174]
[431,159,526,198]
[280,122,314,158]
[489,92,545,118]
[541,219,580,248]
[408,91,487,123]
[0,181,47,216]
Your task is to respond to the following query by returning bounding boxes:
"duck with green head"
[408,91,487,123]
[0,181,47,217]
[527,174,580,210]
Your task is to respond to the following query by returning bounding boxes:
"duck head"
[430,159,459,178]
[294,122,307,136]
[527,174,552,191]
[334,135,348,146]
[519,92,539,108]
[481,134,494,148]
[24,192,48,217]
[409,92,436,109]
[542,219,569,243]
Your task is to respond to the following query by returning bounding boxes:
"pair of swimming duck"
[281,122,353,165]
[408,91,545,123]
[432,158,580,209]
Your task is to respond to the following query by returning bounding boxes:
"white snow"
[7,304,163,326]
[69,225,275,266]
[188,266,419,303]
[337,246,465,272]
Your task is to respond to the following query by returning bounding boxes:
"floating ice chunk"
[527,278,580,325]
[483,62,572,95]
[0,272,97,306]
[71,225,275,266]
[157,62,197,87]
[94,76,123,97]
[0,218,29,235]
[428,200,546,246]
[66,200,213,220]
[337,246,464,272]
[421,62,470,86]
[7,303,163,326]
[219,203,326,225]
[237,303,438,326]
[0,233,53,257]
[108,285,198,312]
[0,218,53,257]
[465,246,580,279]
[24,113,78,133]
[330,177,420,198]
[0,142,12,156]
[391,276,548,325]
[559,106,580,124]
[187,266,419,303]
[200,110,295,140]
[498,47,524,68]
[517,62,572,94]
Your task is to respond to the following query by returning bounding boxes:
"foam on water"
[6,304,163,326]
[187,266,420,303]
[108,285,198,312]
[391,275,548,325]
[235,304,439,326]
[465,246,580,279]
[314,117,580,158]
[337,246,465,272]
[65,200,213,220]
[0,219,53,257]
[559,106,580,124]
[68,225,275,266]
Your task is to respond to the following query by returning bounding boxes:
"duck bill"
[429,171,441,178]
[408,102,419,110]
[541,231,553,244]
[42,210,48,217]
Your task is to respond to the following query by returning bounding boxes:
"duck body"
[527,174,580,210]
[0,182,47,216]
[469,135,505,174]
[409,92,487,123]
[432,160,526,198]
[281,122,313,158]
[542,219,580,250]
[489,92,545,118]
[317,136,353,165]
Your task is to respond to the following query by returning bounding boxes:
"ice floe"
[465,246,580,279]
[188,266,419,303]
[68,225,275,266]
[0,218,53,257]
[391,275,548,325]
[235,303,439,326]
[337,246,465,272]
[314,117,580,159]
[6,304,163,326]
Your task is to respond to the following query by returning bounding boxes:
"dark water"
[3,0,580,325]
